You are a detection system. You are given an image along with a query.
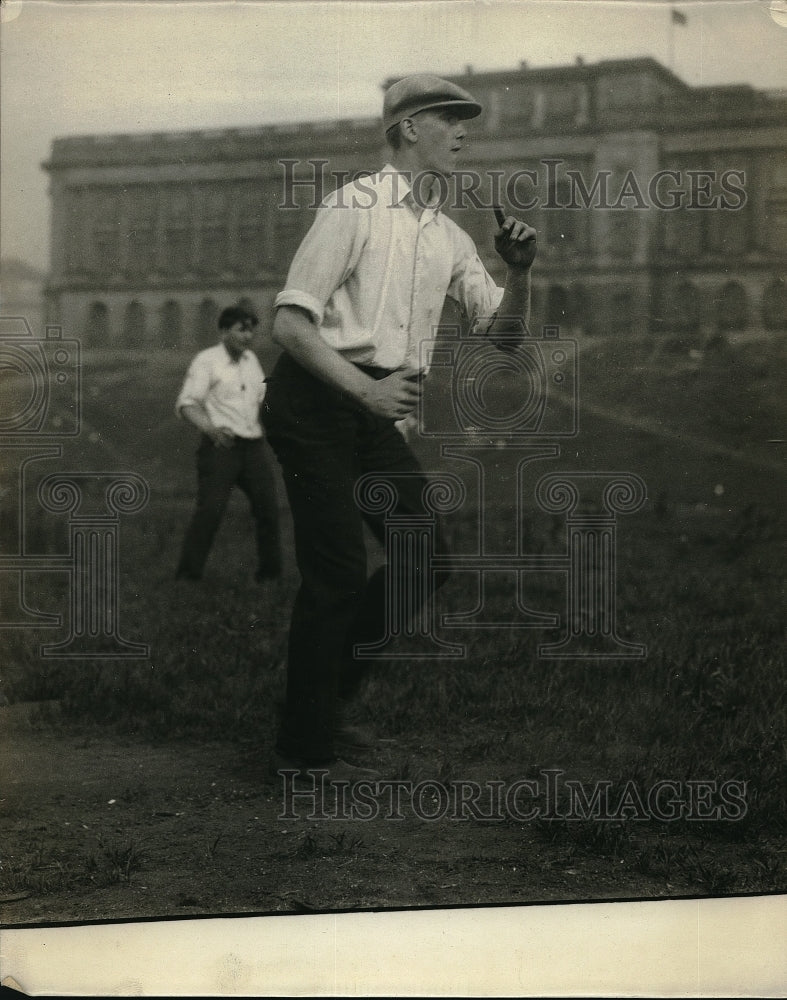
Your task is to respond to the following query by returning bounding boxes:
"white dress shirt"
[176,343,266,439]
[274,164,504,371]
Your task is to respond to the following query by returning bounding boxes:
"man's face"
[408,109,467,177]
[223,320,255,356]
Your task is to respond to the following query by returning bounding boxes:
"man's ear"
[400,117,418,145]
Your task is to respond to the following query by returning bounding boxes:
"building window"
[85,302,110,347]
[237,296,257,318]
[127,226,156,275]
[770,157,787,191]
[545,84,579,127]
[236,185,268,273]
[762,278,787,330]
[159,300,183,348]
[201,225,229,274]
[92,229,120,276]
[715,282,748,333]
[498,83,537,129]
[569,283,590,335]
[599,72,649,112]
[764,204,787,255]
[126,187,158,276]
[546,285,570,326]
[671,281,700,335]
[197,298,219,348]
[545,178,579,251]
[485,89,501,131]
[123,301,146,346]
[271,208,312,273]
[90,189,121,276]
[65,188,88,275]
[164,229,191,275]
[715,167,752,256]
[200,185,230,275]
[162,188,192,275]
[530,284,544,328]
[608,213,637,258]
[610,291,633,335]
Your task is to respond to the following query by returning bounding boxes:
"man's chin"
[426,165,454,180]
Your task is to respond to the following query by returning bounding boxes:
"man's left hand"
[494,215,537,270]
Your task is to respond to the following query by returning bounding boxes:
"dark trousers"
[262,353,447,762]
[176,435,282,580]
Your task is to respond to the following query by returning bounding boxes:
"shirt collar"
[220,341,247,364]
[379,163,445,217]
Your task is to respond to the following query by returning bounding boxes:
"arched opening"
[84,301,110,347]
[546,284,570,327]
[610,290,633,336]
[530,284,544,331]
[159,300,183,348]
[569,283,589,335]
[545,179,578,251]
[762,278,787,330]
[716,282,748,333]
[608,214,637,259]
[196,298,219,349]
[123,301,146,346]
[673,281,700,335]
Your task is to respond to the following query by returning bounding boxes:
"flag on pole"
[671,8,688,25]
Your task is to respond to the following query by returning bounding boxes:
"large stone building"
[43,57,786,348]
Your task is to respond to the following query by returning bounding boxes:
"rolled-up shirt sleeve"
[175,355,210,416]
[448,232,505,334]
[274,197,369,326]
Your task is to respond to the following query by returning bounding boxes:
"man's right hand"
[209,427,236,448]
[362,369,422,420]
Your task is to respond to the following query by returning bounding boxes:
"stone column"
[190,184,203,270]
[154,184,167,272]
[117,185,130,275]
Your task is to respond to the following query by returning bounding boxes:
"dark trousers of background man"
[262,352,449,763]
[176,435,282,581]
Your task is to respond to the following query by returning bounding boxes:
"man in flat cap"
[264,73,536,781]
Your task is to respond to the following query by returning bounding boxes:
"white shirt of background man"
[175,343,266,439]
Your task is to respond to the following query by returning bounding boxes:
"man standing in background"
[175,304,282,583]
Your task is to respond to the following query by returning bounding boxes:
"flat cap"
[382,73,483,134]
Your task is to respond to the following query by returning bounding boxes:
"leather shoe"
[334,722,379,751]
[270,751,381,784]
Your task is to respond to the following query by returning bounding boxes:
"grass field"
[1,327,785,906]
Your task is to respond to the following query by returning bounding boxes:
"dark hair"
[218,305,258,330]
[385,123,404,150]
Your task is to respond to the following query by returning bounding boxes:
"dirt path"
[552,386,783,472]
[1,704,688,927]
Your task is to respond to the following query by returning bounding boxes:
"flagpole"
[669,8,687,75]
